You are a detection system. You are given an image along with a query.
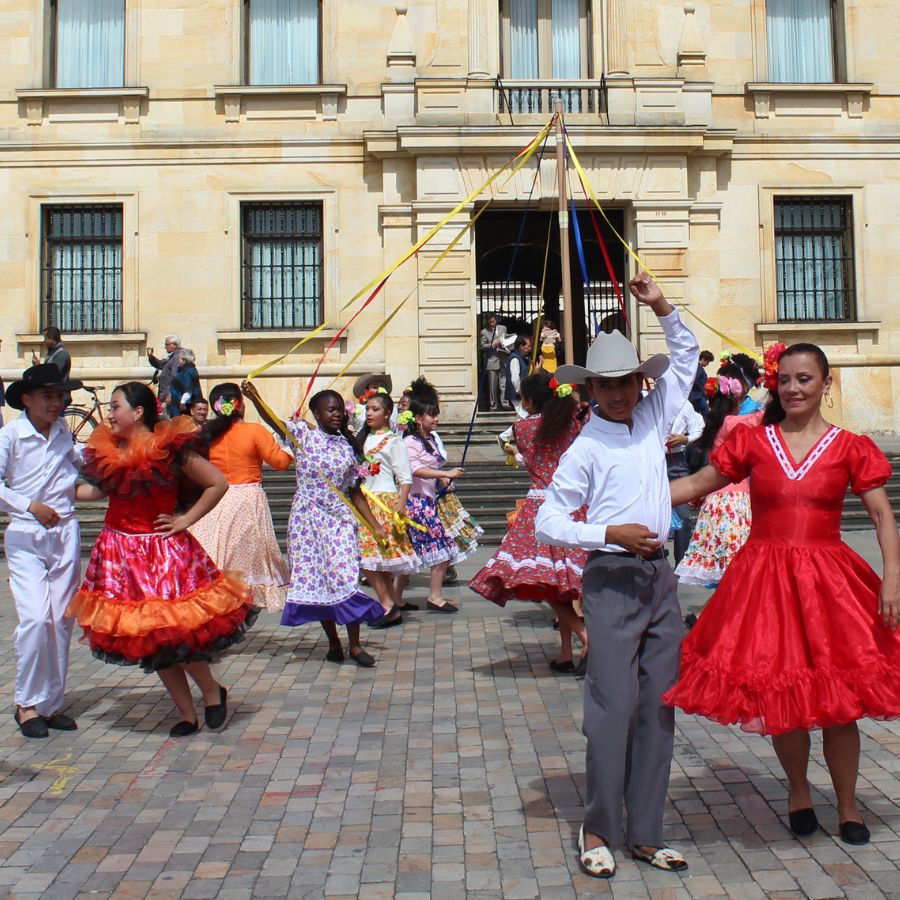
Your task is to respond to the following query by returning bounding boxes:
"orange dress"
[190,422,293,612]
[68,418,256,672]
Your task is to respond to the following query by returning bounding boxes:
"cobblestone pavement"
[0,533,898,899]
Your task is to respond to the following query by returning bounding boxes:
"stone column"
[468,0,490,77]
[607,0,628,75]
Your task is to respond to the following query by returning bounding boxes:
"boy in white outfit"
[1,364,84,738]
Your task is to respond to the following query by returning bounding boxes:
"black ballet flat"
[839,820,870,845]
[325,646,345,663]
[349,649,376,668]
[42,712,77,731]
[369,609,403,629]
[788,808,819,837]
[204,686,228,730]
[549,659,575,674]
[169,719,199,737]
[14,710,49,739]
[574,655,589,678]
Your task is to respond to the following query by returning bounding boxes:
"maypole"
[554,100,575,364]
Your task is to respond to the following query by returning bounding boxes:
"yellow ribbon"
[361,486,428,533]
[563,132,763,363]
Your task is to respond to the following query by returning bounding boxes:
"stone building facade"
[1,1,898,430]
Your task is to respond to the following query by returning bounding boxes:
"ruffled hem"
[82,418,201,497]
[68,572,253,638]
[83,606,258,673]
[469,550,584,606]
[359,553,421,574]
[281,591,383,626]
[664,652,900,736]
[672,561,721,588]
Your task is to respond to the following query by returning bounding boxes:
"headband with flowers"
[704,375,744,400]
[213,396,240,416]
[396,409,414,428]
[547,377,574,398]
[359,386,389,403]
[762,342,787,393]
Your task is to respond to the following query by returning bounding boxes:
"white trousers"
[5,519,80,715]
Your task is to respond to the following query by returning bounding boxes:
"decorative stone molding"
[213,84,347,123]
[467,0,490,78]
[216,329,343,366]
[745,82,874,119]
[607,0,628,75]
[755,321,880,354]
[677,4,707,78]
[386,4,417,82]
[16,87,149,125]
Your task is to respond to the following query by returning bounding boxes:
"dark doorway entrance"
[474,207,628,407]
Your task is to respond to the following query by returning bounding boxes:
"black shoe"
[169,719,199,737]
[574,655,588,678]
[684,613,698,630]
[369,608,403,629]
[788,808,819,837]
[549,659,575,674]
[42,712,77,731]
[204,686,228,730]
[350,649,376,668]
[326,646,345,663]
[839,820,870,845]
[14,710,49,739]
[427,600,458,614]
[399,602,420,611]
[443,567,458,585]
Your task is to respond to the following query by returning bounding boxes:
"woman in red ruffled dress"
[665,343,900,845]
[469,372,590,672]
[68,382,257,737]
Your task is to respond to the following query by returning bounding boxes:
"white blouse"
[362,431,413,494]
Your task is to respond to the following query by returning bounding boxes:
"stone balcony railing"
[494,79,603,117]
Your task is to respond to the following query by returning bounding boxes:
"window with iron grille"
[774,197,856,322]
[241,202,323,330]
[41,205,123,333]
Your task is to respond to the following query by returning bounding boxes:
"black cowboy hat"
[5,364,83,410]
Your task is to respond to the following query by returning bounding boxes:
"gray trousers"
[581,552,684,847]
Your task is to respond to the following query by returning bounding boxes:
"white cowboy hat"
[555,329,669,384]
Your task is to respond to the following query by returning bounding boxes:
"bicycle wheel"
[63,407,98,443]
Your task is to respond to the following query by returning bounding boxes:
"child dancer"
[1,364,84,738]
[349,373,398,433]
[356,390,419,626]
[403,388,465,613]
[538,319,561,374]
[190,383,293,612]
[535,274,697,877]
[470,371,589,672]
[242,384,387,666]
[67,382,256,737]
[676,364,762,591]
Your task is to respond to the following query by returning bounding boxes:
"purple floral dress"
[281,421,383,627]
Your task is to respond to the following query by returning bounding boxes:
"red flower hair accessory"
[763,342,787,392]
[548,377,559,390]
[155,397,164,416]
[704,376,718,399]
[359,387,388,404]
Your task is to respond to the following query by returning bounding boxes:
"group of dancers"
[1,366,479,739]
[2,273,899,878]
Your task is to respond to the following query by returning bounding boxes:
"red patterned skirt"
[469,489,587,606]
[67,526,256,672]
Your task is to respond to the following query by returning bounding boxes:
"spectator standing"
[688,350,715,418]
[167,349,202,418]
[666,398,705,565]
[498,334,532,447]
[479,313,509,411]
[147,335,184,403]
[32,327,72,381]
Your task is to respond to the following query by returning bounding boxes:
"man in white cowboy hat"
[535,272,699,878]
[0,364,85,738]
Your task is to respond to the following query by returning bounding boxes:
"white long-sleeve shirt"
[668,400,705,454]
[534,309,699,552]
[0,415,83,525]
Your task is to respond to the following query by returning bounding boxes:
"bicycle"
[63,385,106,443]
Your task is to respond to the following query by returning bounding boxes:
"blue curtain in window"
[55,0,125,89]
[552,0,581,78]
[509,0,538,79]
[249,0,319,85]
[767,0,834,83]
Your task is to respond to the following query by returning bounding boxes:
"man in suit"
[479,312,509,411]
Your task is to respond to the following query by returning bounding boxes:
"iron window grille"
[241,202,323,330]
[774,197,856,322]
[41,204,123,333]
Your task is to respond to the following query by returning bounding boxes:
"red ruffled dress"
[469,411,588,605]
[67,418,257,672]
[664,423,899,735]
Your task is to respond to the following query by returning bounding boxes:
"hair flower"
[555,383,574,398]
[704,376,719,399]
[548,377,559,391]
[719,350,733,363]
[762,342,787,392]
[214,397,238,416]
[718,376,743,397]
[397,410,414,427]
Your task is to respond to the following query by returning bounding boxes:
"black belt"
[603,549,668,562]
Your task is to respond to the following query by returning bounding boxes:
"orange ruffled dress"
[67,418,257,672]
[664,423,899,735]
